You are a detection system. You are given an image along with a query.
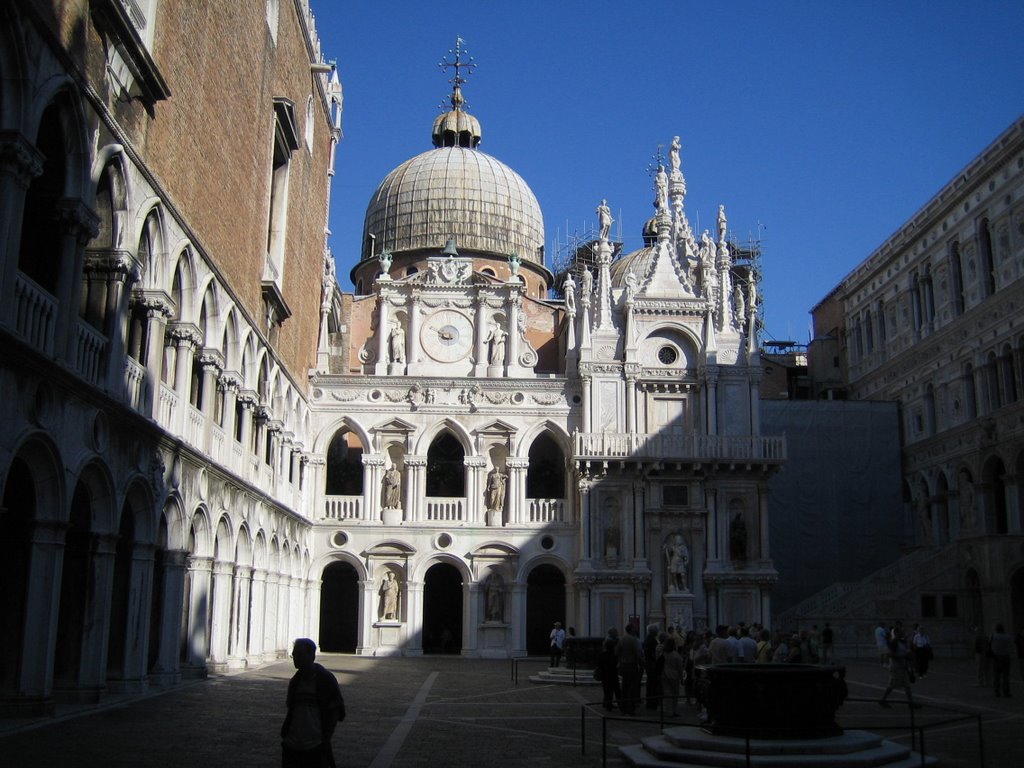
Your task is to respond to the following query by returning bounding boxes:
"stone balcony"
[573,432,786,464]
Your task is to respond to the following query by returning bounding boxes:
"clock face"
[421,309,474,363]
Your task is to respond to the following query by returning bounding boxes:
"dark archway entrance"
[526,564,565,655]
[0,457,34,697]
[319,562,359,653]
[423,563,462,654]
[1011,568,1024,638]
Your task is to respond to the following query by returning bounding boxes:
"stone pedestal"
[373,621,403,656]
[486,508,503,527]
[663,590,695,632]
[382,507,402,526]
[478,623,509,658]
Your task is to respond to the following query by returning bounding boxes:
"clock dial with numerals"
[420,309,474,363]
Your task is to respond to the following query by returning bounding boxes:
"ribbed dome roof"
[609,216,660,287]
[360,146,545,264]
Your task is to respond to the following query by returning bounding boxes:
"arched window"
[924,383,936,436]
[20,103,68,293]
[999,343,1017,404]
[426,432,465,497]
[962,363,977,419]
[325,430,364,495]
[526,433,565,499]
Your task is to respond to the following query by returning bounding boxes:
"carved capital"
[53,198,101,244]
[167,322,203,348]
[0,131,45,186]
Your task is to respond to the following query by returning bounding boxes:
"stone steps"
[619,726,937,767]
[528,666,601,685]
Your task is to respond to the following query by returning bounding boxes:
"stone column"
[407,296,421,369]
[404,456,427,522]
[115,542,156,690]
[506,295,519,374]
[474,294,489,376]
[140,295,173,420]
[263,571,281,658]
[184,556,213,670]
[625,371,638,435]
[0,131,44,303]
[52,199,100,363]
[705,366,719,436]
[363,454,384,522]
[465,457,487,525]
[510,582,527,655]
[208,560,235,669]
[506,458,530,525]
[167,323,202,433]
[248,568,268,662]
[757,485,771,560]
[83,252,137,393]
[76,533,117,694]
[405,579,424,655]
[18,519,66,701]
[149,549,187,685]
[582,376,592,433]
[236,392,257,457]
[197,352,223,454]
[217,374,241,457]
[578,479,593,563]
[374,293,391,375]
[228,565,253,666]
[464,582,480,655]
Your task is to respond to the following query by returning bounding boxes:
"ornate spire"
[433,37,482,148]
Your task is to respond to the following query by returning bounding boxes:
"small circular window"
[435,533,453,550]
[331,531,349,548]
[540,535,555,551]
[658,346,678,365]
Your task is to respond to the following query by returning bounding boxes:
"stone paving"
[0,654,1020,767]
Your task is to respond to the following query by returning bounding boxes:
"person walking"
[281,638,345,768]
[661,637,686,717]
[597,628,622,711]
[879,626,919,710]
[549,622,566,668]
[974,625,992,686]
[617,624,644,715]
[990,623,1013,697]
[874,622,889,666]
[822,622,835,663]
[912,625,933,678]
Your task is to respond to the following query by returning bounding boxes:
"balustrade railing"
[123,358,146,411]
[14,273,57,357]
[528,498,565,523]
[574,432,786,462]
[185,404,204,448]
[324,495,363,520]
[75,322,107,387]
[158,384,177,426]
[426,497,465,522]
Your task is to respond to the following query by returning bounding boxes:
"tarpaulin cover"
[763,400,908,615]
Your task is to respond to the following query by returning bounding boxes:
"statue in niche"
[378,570,400,620]
[729,513,747,561]
[388,320,405,363]
[597,199,613,241]
[382,466,402,509]
[582,267,593,298]
[604,503,621,558]
[670,136,682,176]
[664,533,690,592]
[564,272,577,314]
[485,573,504,622]
[717,204,727,243]
[485,323,506,366]
[485,467,507,514]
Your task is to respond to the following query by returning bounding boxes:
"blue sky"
[315,0,1024,344]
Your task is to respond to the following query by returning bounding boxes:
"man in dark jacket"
[282,638,345,767]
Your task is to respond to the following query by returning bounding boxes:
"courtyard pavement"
[0,653,1020,767]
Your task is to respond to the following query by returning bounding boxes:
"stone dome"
[609,216,660,286]
[360,90,545,265]
[361,147,544,265]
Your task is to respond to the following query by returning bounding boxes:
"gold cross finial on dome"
[438,37,476,111]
